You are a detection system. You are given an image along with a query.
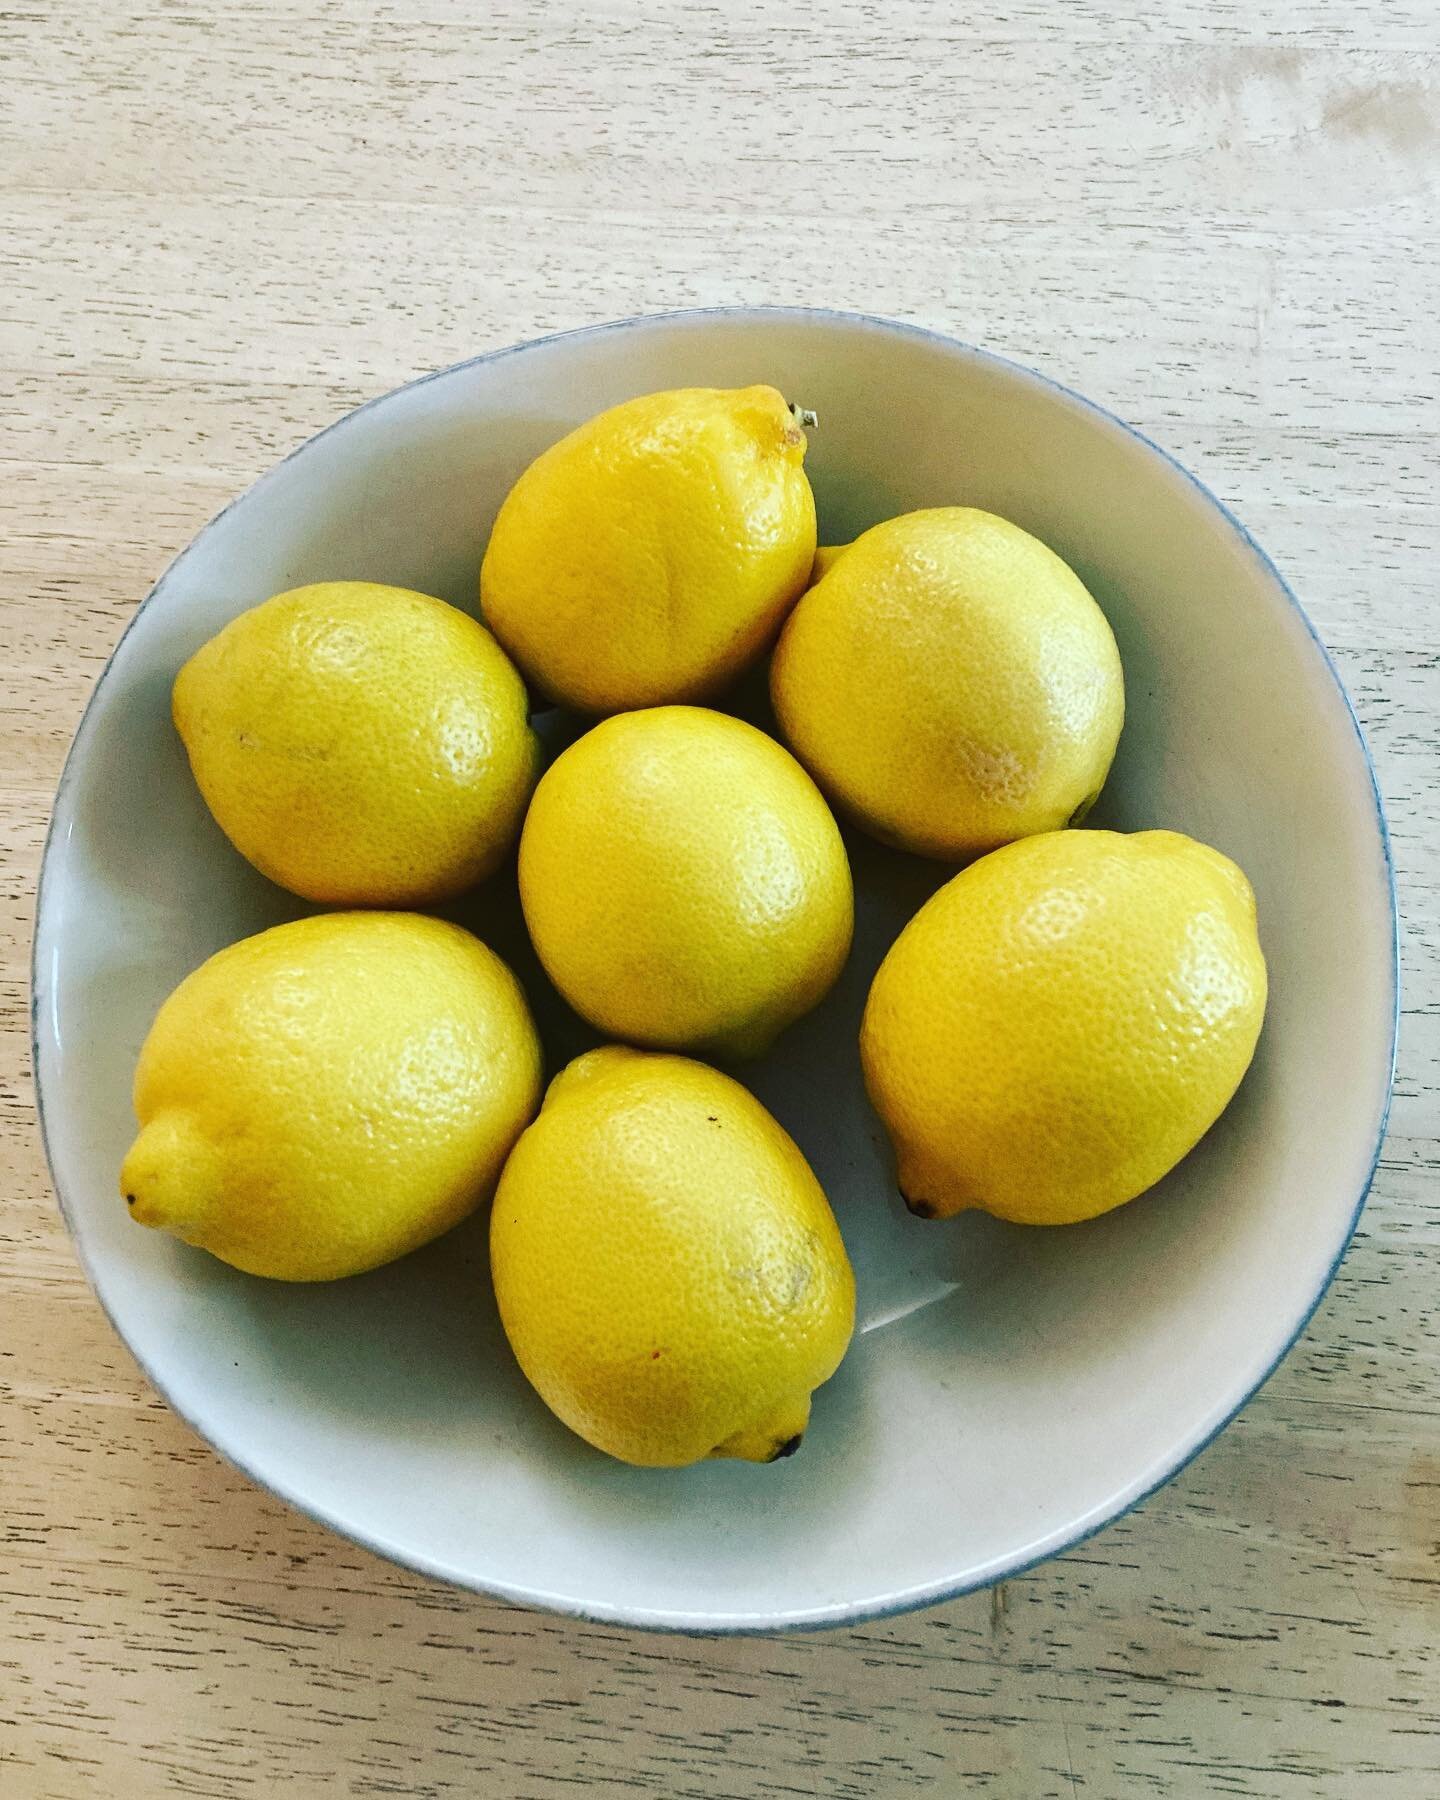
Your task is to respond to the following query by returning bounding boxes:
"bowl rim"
[31,304,1400,1634]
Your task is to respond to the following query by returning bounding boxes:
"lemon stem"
[789,403,819,430]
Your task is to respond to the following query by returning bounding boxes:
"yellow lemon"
[480,386,817,713]
[518,707,852,1060]
[772,508,1125,859]
[809,543,849,582]
[121,913,542,1280]
[861,830,1267,1225]
[491,1047,855,1466]
[173,581,538,906]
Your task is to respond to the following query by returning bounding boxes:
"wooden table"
[4,5,1437,1794]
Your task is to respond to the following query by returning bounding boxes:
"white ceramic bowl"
[33,308,1397,1632]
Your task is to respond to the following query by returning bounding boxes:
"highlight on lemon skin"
[490,1047,856,1468]
[120,911,543,1282]
[861,829,1267,1227]
[479,385,818,714]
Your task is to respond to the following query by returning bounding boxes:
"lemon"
[480,386,817,713]
[518,706,852,1060]
[861,829,1267,1225]
[491,1047,855,1467]
[173,581,538,906]
[771,508,1125,859]
[121,913,543,1280]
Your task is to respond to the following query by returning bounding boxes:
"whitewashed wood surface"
[3,4,1438,1795]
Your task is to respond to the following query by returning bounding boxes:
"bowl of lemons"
[33,308,1396,1630]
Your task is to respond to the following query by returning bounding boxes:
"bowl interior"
[33,310,1395,1629]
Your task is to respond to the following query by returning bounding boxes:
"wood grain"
[2,3,1437,1794]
